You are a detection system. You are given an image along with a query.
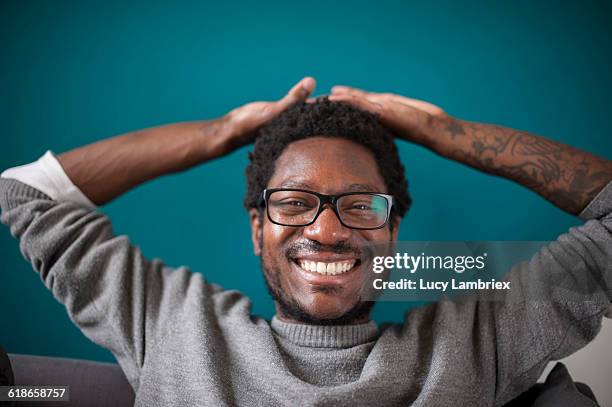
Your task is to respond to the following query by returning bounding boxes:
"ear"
[249,208,263,256]
[390,216,401,241]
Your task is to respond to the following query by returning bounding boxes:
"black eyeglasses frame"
[259,188,394,230]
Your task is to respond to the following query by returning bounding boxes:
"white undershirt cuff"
[1,150,96,208]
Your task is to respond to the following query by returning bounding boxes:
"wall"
[1,0,611,404]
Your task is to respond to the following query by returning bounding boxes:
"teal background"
[1,1,611,363]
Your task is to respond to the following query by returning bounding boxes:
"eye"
[275,199,315,209]
[349,203,372,210]
[284,200,306,207]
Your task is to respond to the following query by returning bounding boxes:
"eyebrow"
[277,180,383,193]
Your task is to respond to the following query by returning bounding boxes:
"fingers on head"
[329,93,358,105]
[331,85,367,96]
[329,93,378,112]
[280,77,316,106]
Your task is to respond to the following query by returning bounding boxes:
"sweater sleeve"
[0,177,224,391]
[492,180,612,405]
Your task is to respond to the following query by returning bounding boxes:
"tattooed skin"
[439,119,612,214]
[445,120,466,139]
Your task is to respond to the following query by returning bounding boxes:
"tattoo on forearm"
[445,120,466,139]
[443,120,612,214]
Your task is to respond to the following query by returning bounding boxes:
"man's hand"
[330,84,612,215]
[329,85,447,147]
[222,77,317,153]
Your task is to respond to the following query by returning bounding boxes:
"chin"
[307,307,351,322]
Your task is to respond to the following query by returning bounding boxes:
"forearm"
[57,117,233,205]
[426,117,612,215]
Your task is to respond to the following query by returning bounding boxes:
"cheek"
[265,221,290,237]
[359,228,392,244]
[262,221,298,256]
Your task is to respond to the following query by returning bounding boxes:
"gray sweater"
[1,178,611,407]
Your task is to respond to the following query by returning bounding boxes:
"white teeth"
[316,262,326,274]
[297,260,357,276]
[327,263,336,275]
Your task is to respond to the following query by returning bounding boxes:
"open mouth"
[292,258,361,276]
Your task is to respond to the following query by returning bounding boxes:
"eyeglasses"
[260,188,394,230]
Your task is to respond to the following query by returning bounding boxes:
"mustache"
[285,240,362,259]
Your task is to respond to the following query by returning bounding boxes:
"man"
[1,77,610,406]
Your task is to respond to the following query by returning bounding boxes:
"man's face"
[249,137,399,324]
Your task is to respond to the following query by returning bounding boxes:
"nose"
[302,205,352,245]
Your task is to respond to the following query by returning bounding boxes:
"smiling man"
[1,77,611,406]
[244,99,410,326]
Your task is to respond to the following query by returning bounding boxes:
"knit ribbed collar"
[270,315,379,348]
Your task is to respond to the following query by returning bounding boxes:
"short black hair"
[244,97,411,221]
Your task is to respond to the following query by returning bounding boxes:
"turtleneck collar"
[270,315,379,348]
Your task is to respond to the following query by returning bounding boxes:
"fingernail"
[302,77,315,92]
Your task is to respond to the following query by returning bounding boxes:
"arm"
[57,77,316,206]
[0,77,316,387]
[330,86,612,402]
[329,87,612,215]
[490,189,612,403]
[425,120,611,215]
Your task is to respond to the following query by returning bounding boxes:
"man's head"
[245,98,411,325]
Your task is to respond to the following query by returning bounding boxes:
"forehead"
[268,137,387,194]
